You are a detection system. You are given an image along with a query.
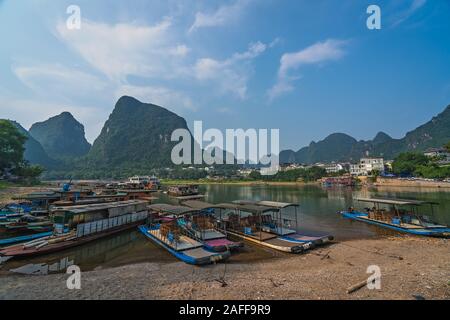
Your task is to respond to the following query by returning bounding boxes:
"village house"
[350,158,385,176]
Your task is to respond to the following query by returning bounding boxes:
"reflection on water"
[1,184,449,275]
[200,184,450,240]
[1,229,176,275]
[10,257,74,275]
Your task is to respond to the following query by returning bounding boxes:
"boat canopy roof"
[355,197,439,206]
[182,200,222,210]
[233,200,299,209]
[148,203,198,216]
[51,200,148,215]
[182,201,280,214]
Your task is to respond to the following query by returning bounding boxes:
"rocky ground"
[0,236,448,300]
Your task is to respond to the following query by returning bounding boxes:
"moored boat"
[152,203,242,252]
[0,200,149,259]
[139,205,230,265]
[341,197,450,238]
[183,201,318,254]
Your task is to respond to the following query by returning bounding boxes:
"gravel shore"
[1,236,448,300]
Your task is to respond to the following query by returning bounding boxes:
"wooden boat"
[147,204,240,252]
[167,185,203,199]
[183,201,315,253]
[0,200,149,259]
[152,203,242,252]
[139,206,230,265]
[0,231,54,246]
[341,197,450,238]
[233,200,334,246]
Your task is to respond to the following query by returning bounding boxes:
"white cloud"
[391,0,427,27]
[193,41,268,99]
[115,85,196,114]
[56,18,188,80]
[189,0,251,33]
[268,39,348,101]
[12,64,107,101]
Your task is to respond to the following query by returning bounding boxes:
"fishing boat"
[0,200,149,259]
[341,197,450,238]
[139,204,230,265]
[183,201,319,253]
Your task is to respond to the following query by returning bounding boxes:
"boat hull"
[342,211,450,238]
[0,221,143,259]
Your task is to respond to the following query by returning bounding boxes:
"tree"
[445,141,450,152]
[14,163,45,184]
[0,120,27,172]
[392,152,429,176]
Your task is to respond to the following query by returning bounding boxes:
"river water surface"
[1,184,449,275]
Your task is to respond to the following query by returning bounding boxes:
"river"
[1,184,449,275]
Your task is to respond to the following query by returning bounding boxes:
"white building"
[350,158,384,176]
[324,163,345,174]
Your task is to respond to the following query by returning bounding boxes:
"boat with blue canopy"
[341,197,450,238]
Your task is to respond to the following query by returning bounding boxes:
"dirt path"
[0,237,448,300]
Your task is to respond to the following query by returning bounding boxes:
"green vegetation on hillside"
[281,104,450,164]
[392,152,450,179]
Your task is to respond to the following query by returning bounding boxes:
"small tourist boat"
[167,184,204,200]
[0,200,149,259]
[153,203,242,252]
[139,204,230,265]
[232,200,334,246]
[341,197,450,238]
[183,201,321,254]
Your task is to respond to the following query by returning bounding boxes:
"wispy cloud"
[391,0,427,27]
[56,17,189,81]
[268,39,348,101]
[193,41,268,99]
[189,0,252,33]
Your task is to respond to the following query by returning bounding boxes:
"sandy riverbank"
[0,236,448,300]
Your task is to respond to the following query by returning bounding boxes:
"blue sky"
[0,0,449,150]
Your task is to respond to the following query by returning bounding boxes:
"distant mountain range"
[3,98,449,178]
[280,105,450,164]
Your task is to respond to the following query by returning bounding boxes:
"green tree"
[14,163,45,184]
[0,120,27,172]
[392,152,429,176]
[445,141,450,152]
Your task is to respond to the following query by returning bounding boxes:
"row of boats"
[0,182,449,266]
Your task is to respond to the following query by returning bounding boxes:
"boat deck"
[265,238,302,248]
[359,215,425,229]
[183,247,220,259]
[262,226,296,236]
[247,231,277,241]
[197,229,226,240]
[148,229,203,251]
